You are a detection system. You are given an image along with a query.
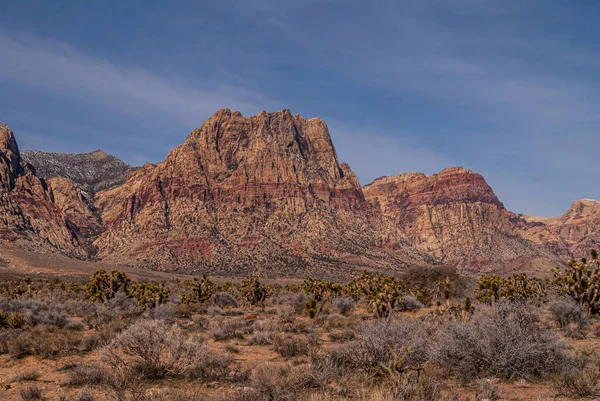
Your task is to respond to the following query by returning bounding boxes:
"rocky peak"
[363,166,547,270]
[21,149,136,196]
[93,109,398,275]
[0,122,23,189]
[564,199,600,217]
[364,166,503,215]
[0,122,20,156]
[0,123,96,256]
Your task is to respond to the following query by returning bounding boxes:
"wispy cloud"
[0,34,269,125]
[1,1,599,216]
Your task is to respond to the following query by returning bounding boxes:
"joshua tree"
[553,249,600,316]
[181,274,215,304]
[240,277,269,309]
[87,269,131,302]
[303,277,342,319]
[132,281,170,308]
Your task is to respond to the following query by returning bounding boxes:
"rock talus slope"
[21,149,136,196]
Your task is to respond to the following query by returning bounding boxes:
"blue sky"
[1,0,599,216]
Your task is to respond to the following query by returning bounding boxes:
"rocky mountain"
[520,199,600,259]
[1,110,599,277]
[362,167,558,274]
[21,149,136,196]
[93,109,421,276]
[0,123,95,257]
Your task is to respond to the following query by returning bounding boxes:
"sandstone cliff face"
[363,167,556,273]
[21,149,136,196]
[93,109,418,276]
[0,123,94,257]
[520,199,600,259]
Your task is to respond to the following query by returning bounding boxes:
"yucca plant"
[553,249,600,316]
[87,269,132,302]
[181,274,215,304]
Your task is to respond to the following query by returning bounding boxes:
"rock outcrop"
[21,149,135,196]
[0,123,95,257]
[93,109,419,276]
[363,167,557,273]
[520,199,600,259]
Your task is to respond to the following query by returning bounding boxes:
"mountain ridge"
[1,110,598,277]
[21,149,136,197]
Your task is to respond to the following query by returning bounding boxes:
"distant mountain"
[363,168,559,274]
[21,149,136,196]
[520,199,600,259]
[1,111,599,278]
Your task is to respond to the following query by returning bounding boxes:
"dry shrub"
[474,378,500,401]
[272,334,311,358]
[389,371,441,401]
[282,319,314,334]
[100,319,205,379]
[211,317,248,341]
[207,306,222,316]
[251,364,313,401]
[19,385,42,400]
[3,297,72,328]
[322,313,348,330]
[553,363,599,398]
[148,304,176,322]
[401,296,423,312]
[74,390,95,401]
[332,297,355,316]
[248,330,273,345]
[10,370,40,382]
[548,298,589,338]
[337,315,429,371]
[328,329,356,343]
[183,348,250,384]
[8,326,84,359]
[65,364,103,386]
[548,298,588,328]
[431,302,569,382]
[271,293,309,314]
[277,305,296,324]
[211,292,239,308]
[84,293,143,329]
[0,328,21,354]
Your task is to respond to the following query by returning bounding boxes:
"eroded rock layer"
[363,167,558,273]
[92,109,419,276]
[3,110,600,277]
[0,123,95,257]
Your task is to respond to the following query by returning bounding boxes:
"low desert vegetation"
[2,251,600,400]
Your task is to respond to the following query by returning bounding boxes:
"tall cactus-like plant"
[24,277,32,297]
[343,270,407,318]
[305,299,318,319]
[181,274,215,304]
[240,277,269,309]
[475,273,547,305]
[87,269,132,303]
[132,281,170,308]
[553,249,600,316]
[303,278,342,319]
